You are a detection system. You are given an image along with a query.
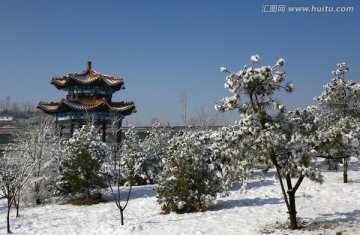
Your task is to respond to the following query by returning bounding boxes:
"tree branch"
[315,155,349,160]
[292,175,304,194]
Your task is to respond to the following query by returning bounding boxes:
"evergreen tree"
[216,55,322,229]
[314,63,360,182]
[58,124,110,199]
[156,131,222,214]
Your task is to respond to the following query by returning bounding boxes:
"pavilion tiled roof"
[37,99,136,116]
[50,61,125,91]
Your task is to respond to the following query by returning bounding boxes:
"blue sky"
[0,0,359,125]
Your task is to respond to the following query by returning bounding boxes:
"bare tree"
[179,88,190,129]
[22,102,35,114]
[5,96,11,112]
[106,114,132,226]
[0,99,6,112]
[150,117,162,126]
[11,102,21,117]
[191,104,218,129]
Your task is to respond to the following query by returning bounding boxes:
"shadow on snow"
[306,209,360,229]
[215,197,282,211]
[102,185,157,201]
[228,179,275,192]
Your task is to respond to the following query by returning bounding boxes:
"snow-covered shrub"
[156,131,222,214]
[142,123,172,180]
[58,125,110,199]
[215,123,254,190]
[120,124,171,185]
[120,125,158,185]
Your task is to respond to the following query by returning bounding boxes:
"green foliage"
[58,125,110,199]
[156,131,222,214]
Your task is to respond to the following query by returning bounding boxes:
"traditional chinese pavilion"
[37,61,136,142]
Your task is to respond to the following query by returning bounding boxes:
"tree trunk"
[102,121,106,143]
[120,208,124,226]
[36,198,41,205]
[343,159,348,183]
[7,198,11,234]
[272,159,298,230]
[70,122,74,138]
[15,188,21,218]
[115,119,122,147]
[15,203,19,218]
[287,190,298,229]
[86,189,91,199]
[35,181,42,205]
[285,174,304,230]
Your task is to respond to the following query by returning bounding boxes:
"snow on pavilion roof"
[50,61,125,91]
[37,98,136,116]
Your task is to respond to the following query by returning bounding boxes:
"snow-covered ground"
[1,162,360,235]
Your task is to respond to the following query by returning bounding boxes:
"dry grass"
[61,197,108,206]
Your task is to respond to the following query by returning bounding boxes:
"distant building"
[0,116,15,127]
[37,61,136,143]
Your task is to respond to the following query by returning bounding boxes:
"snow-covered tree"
[314,63,360,183]
[19,122,60,204]
[58,124,110,199]
[216,55,322,229]
[0,146,36,233]
[315,63,356,115]
[156,131,223,214]
[0,121,61,233]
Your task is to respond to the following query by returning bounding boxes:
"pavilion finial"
[87,60,92,70]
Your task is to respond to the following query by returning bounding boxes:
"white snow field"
[1,162,360,235]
